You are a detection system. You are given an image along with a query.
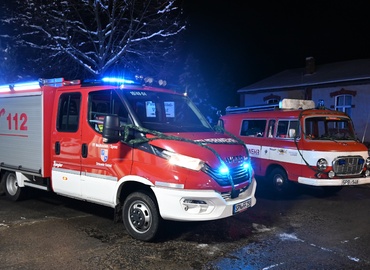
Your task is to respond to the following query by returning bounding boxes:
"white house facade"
[236,57,370,144]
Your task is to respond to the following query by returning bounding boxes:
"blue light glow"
[243,162,250,170]
[219,165,230,175]
[102,77,135,84]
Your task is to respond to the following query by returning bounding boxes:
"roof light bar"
[0,81,41,92]
[102,77,135,84]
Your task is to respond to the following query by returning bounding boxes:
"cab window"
[88,90,129,133]
[57,92,81,132]
[276,120,300,139]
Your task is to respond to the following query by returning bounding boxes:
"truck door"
[270,119,302,178]
[239,118,267,175]
[51,92,83,197]
[79,89,133,205]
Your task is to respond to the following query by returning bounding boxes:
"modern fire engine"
[219,99,370,195]
[0,77,256,241]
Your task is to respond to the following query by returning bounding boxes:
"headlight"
[366,157,370,167]
[162,150,204,171]
[317,158,328,171]
[219,164,229,175]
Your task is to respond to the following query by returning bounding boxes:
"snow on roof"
[238,58,370,93]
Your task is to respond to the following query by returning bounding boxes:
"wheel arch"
[113,177,160,222]
[265,163,286,179]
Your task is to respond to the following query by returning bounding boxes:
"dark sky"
[183,1,370,107]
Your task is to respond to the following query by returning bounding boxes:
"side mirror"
[102,115,120,143]
[288,128,296,138]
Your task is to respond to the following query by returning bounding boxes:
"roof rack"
[226,103,279,114]
[226,99,315,114]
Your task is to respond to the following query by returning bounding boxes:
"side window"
[240,119,266,137]
[88,90,129,133]
[57,93,81,132]
[267,119,276,137]
[276,120,300,139]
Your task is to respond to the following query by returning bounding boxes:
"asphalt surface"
[1,184,370,269]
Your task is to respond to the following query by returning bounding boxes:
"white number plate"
[233,198,252,214]
[342,179,359,185]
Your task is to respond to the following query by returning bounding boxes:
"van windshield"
[123,90,213,133]
[304,116,356,141]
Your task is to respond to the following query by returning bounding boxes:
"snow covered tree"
[0,0,186,79]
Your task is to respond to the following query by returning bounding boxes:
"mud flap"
[114,203,123,223]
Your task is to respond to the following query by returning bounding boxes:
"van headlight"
[366,157,370,167]
[317,158,328,171]
[162,150,204,171]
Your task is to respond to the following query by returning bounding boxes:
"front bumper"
[152,177,257,221]
[298,176,370,186]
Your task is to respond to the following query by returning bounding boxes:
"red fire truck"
[219,99,370,195]
[0,77,256,241]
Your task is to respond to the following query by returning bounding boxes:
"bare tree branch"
[1,0,186,78]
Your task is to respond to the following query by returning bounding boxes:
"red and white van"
[0,77,256,241]
[219,99,370,194]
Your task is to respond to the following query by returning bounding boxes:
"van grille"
[202,163,251,187]
[332,156,364,176]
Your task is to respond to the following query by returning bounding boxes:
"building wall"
[241,89,305,107]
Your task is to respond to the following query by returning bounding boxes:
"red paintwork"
[2,81,250,194]
[221,108,368,182]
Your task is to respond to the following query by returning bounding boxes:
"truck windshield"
[123,90,213,133]
[304,116,356,141]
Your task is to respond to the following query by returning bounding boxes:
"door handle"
[82,143,88,158]
[55,142,60,155]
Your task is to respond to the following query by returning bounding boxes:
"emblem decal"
[225,155,244,163]
[100,149,108,162]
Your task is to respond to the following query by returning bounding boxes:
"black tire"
[1,171,26,201]
[122,191,160,242]
[269,167,292,195]
[0,177,5,196]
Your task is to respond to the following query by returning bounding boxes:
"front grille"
[332,156,364,176]
[221,185,249,201]
[202,163,251,186]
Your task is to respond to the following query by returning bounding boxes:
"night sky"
[184,1,370,108]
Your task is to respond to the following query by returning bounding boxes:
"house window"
[263,94,280,105]
[267,98,279,104]
[335,95,352,116]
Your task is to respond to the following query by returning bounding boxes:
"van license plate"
[342,179,359,185]
[233,198,251,214]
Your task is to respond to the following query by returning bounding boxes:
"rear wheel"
[122,191,161,242]
[269,167,293,195]
[1,171,26,201]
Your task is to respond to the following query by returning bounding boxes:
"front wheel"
[1,171,26,201]
[122,191,161,242]
[269,167,293,195]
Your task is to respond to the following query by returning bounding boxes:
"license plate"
[233,198,251,214]
[342,179,359,185]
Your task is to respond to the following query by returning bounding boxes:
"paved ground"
[1,184,370,269]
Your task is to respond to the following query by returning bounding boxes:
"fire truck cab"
[0,77,256,241]
[219,99,370,195]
